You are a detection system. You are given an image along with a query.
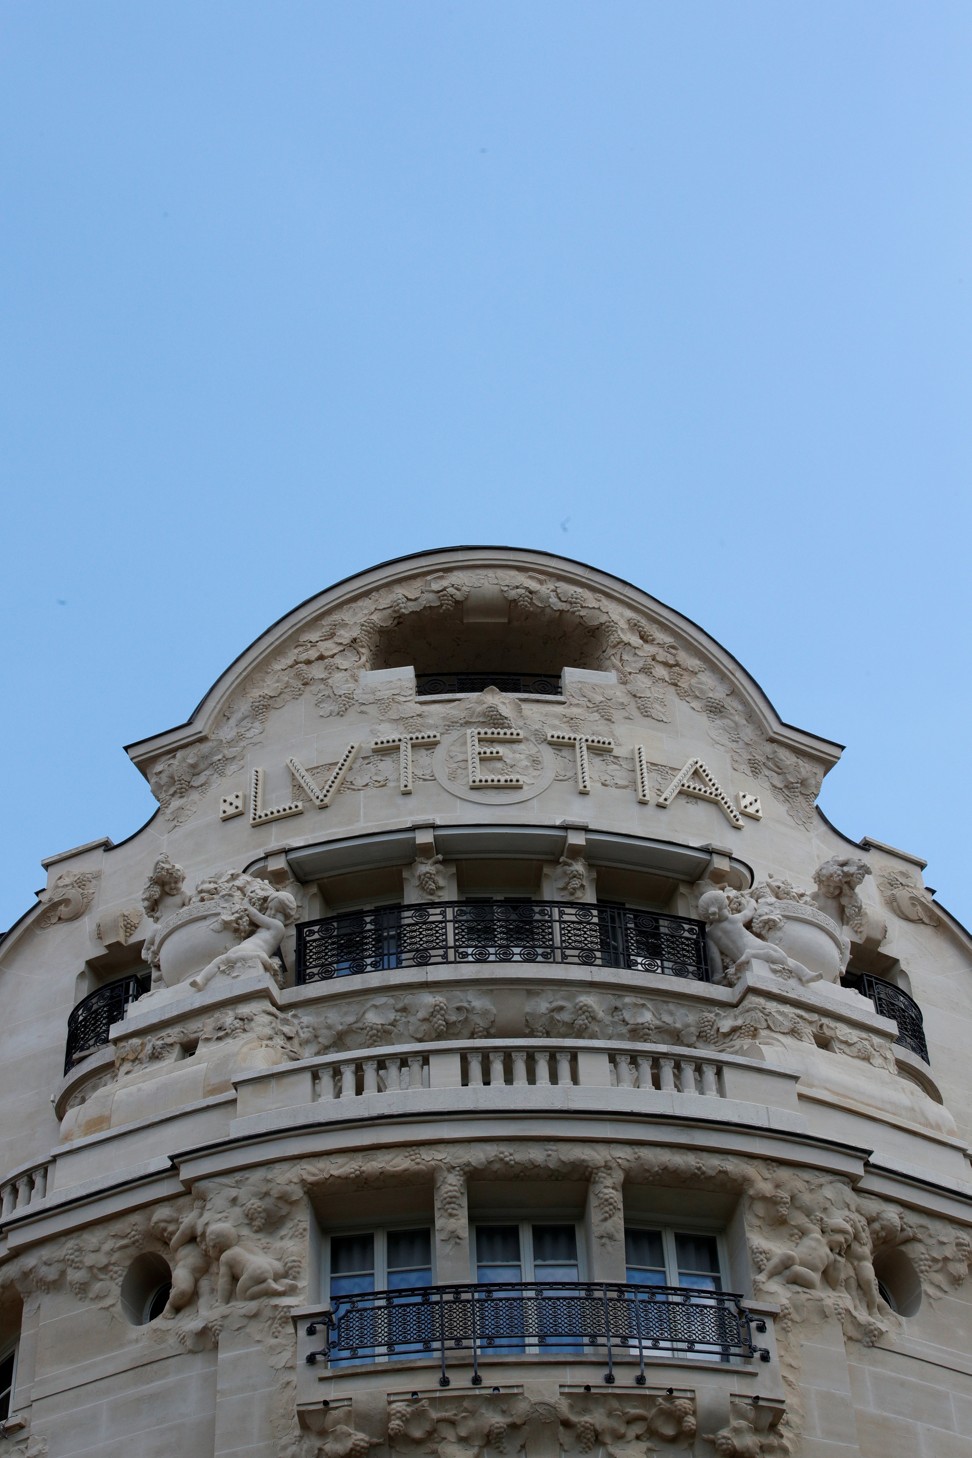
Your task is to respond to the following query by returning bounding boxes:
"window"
[625,1228,722,1290]
[624,1227,731,1360]
[474,1223,582,1354]
[327,1227,432,1363]
[455,900,553,964]
[0,1344,15,1422]
[326,905,402,977]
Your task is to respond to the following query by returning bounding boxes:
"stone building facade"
[0,546,970,1458]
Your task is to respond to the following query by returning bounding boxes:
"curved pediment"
[126,547,842,831]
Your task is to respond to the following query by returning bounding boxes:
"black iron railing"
[843,973,929,1064]
[305,1280,768,1385]
[296,902,709,985]
[64,974,150,1074]
[416,673,562,697]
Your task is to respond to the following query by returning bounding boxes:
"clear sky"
[1,3,970,935]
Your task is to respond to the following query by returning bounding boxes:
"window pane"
[477,1225,521,1283]
[331,1233,374,1276]
[532,1224,578,1282]
[625,1228,665,1280]
[387,1228,432,1274]
[331,1234,375,1298]
[674,1233,722,1290]
[532,1225,577,1263]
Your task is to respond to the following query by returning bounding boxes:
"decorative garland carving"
[144,567,828,826]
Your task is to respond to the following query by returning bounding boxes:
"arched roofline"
[125,545,844,771]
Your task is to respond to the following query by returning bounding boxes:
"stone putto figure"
[141,855,190,980]
[151,1202,209,1318]
[697,888,821,985]
[189,889,298,992]
[205,1221,297,1303]
[810,856,872,935]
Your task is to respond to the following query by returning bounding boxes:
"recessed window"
[327,1227,433,1364]
[475,1222,583,1355]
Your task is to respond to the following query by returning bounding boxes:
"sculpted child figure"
[205,1221,297,1303]
[189,890,298,993]
[151,1201,210,1318]
[697,888,821,985]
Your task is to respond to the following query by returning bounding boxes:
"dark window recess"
[416,673,562,697]
[296,901,708,984]
[64,974,150,1074]
[0,1348,14,1422]
[842,973,929,1064]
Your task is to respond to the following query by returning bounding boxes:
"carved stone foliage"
[36,869,99,927]
[4,1144,971,1458]
[704,1398,788,1458]
[296,990,495,1055]
[115,1003,305,1078]
[386,1389,697,1458]
[877,868,942,928]
[145,565,828,826]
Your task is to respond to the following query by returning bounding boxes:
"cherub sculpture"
[697,889,821,985]
[189,890,297,993]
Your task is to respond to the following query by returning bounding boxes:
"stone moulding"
[125,552,841,829]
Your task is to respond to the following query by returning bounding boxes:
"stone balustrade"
[312,1040,728,1103]
[0,1157,52,1221]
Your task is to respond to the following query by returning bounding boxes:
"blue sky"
[2,3,970,933]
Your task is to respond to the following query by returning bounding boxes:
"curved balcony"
[64,973,150,1074]
[304,1280,769,1386]
[842,973,929,1063]
[295,901,709,985]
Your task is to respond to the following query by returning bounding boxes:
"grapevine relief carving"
[144,566,827,825]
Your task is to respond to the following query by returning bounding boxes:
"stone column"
[585,1166,626,1283]
[433,1167,470,1284]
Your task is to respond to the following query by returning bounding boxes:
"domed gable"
[126,547,842,833]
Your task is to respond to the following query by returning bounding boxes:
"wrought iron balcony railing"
[295,901,709,985]
[305,1280,769,1386]
[416,672,562,697]
[64,973,150,1074]
[842,973,929,1063]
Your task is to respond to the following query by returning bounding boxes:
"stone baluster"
[33,1164,48,1200]
[489,1050,506,1086]
[339,1061,357,1099]
[636,1055,655,1090]
[465,1050,484,1086]
[407,1055,425,1089]
[511,1050,529,1086]
[555,1050,573,1086]
[16,1173,33,1209]
[362,1059,378,1094]
[700,1062,720,1096]
[615,1054,634,1088]
[316,1066,335,1101]
[678,1059,698,1094]
[385,1056,402,1090]
[1,1182,16,1219]
[658,1057,676,1092]
[534,1050,551,1085]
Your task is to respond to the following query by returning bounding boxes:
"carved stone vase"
[153,903,242,988]
[761,900,846,984]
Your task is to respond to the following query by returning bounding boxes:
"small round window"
[874,1248,922,1317]
[121,1253,172,1326]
